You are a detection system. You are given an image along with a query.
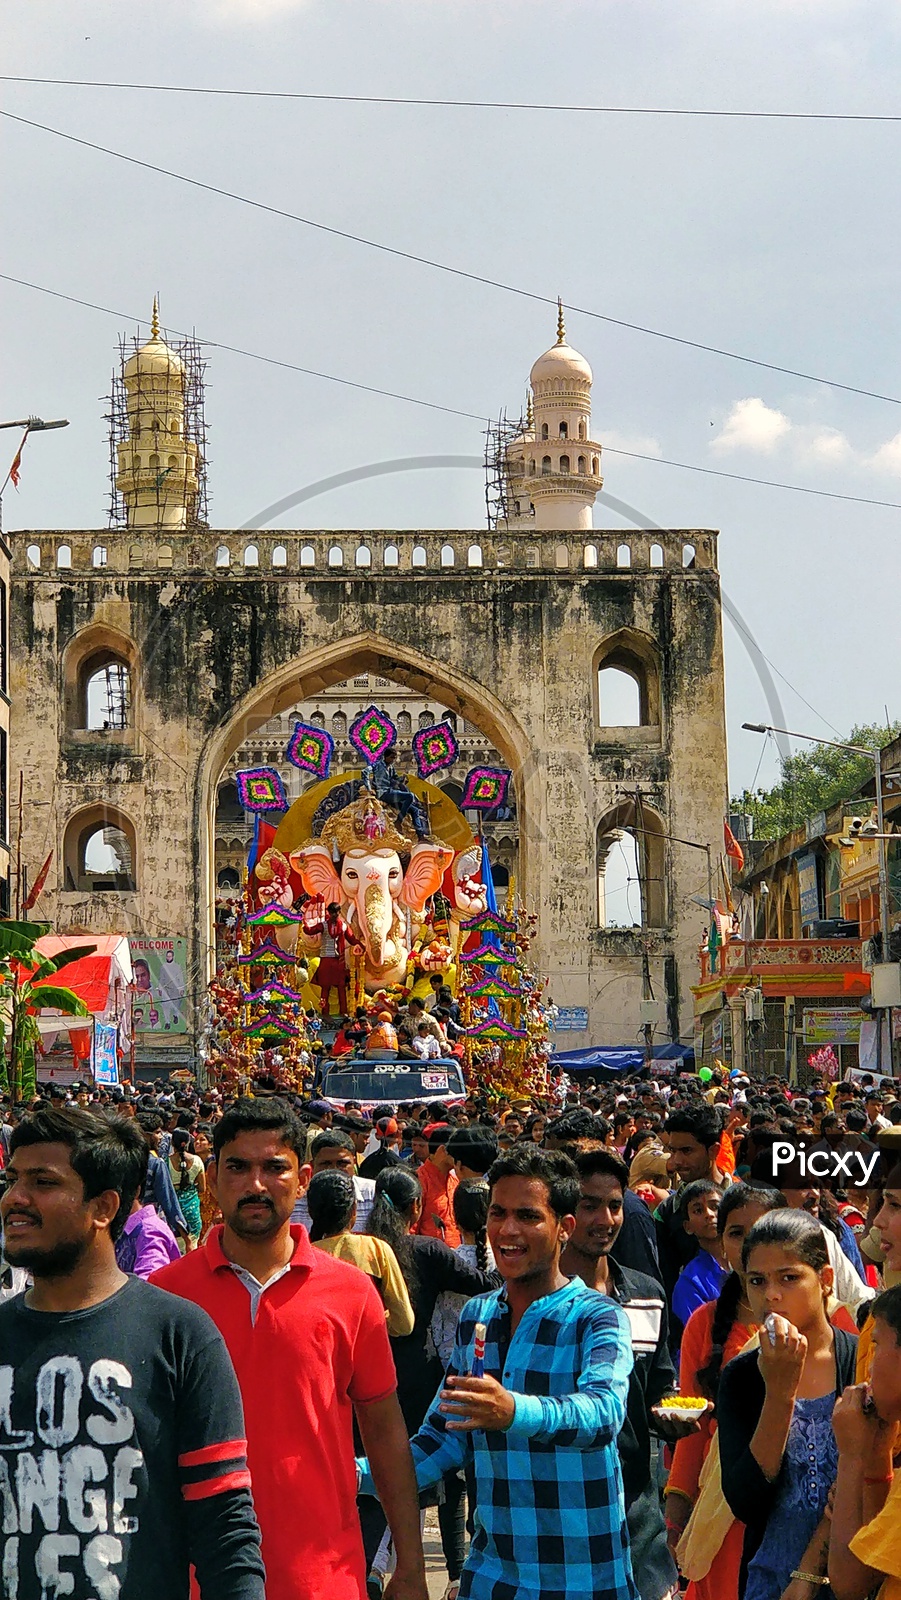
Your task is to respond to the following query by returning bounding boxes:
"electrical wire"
[3,107,901,408]
[4,75,901,122]
[4,270,901,516]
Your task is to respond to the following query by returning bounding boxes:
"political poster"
[92,1021,119,1085]
[128,937,188,1033]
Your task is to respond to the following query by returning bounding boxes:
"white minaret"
[116,300,199,530]
[505,303,603,531]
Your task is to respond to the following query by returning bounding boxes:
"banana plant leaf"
[26,986,89,1016]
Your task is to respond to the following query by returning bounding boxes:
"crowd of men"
[3,1061,901,1600]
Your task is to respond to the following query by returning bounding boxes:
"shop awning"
[32,935,133,1014]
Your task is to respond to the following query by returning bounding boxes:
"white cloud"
[868,431,901,477]
[603,431,663,460]
[711,397,792,455]
[800,426,852,464]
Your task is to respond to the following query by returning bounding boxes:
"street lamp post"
[0,417,70,501]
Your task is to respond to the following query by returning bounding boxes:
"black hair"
[306,1170,356,1242]
[549,1109,601,1144]
[664,1106,722,1148]
[741,1206,830,1273]
[573,1147,630,1190]
[453,1180,490,1271]
[9,1108,146,1243]
[369,1167,421,1300]
[136,1111,163,1134]
[212,1096,307,1163]
[426,1124,452,1153]
[695,1182,785,1401]
[487,1145,579,1219]
[310,1129,355,1160]
[677,1177,720,1223]
[845,1110,867,1133]
[871,1283,901,1346]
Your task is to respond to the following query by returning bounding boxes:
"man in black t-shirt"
[0,1106,264,1600]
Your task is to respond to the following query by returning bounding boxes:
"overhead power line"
[2,107,900,408]
[3,270,901,513]
[3,74,901,122]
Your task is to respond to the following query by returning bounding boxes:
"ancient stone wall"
[11,526,726,1053]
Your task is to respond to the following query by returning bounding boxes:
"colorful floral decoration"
[461,766,511,811]
[413,720,460,779]
[235,767,288,813]
[349,705,397,766]
[286,721,334,779]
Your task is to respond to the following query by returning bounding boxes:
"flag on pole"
[8,445,23,489]
[23,851,53,912]
[724,821,745,871]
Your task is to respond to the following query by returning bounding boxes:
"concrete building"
[10,311,728,1071]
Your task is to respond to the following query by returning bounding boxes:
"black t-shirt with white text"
[0,1275,264,1600]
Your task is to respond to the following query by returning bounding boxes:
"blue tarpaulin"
[550,1044,695,1077]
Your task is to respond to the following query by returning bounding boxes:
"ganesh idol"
[286,791,486,993]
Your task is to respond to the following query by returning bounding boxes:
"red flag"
[23,851,53,912]
[8,445,22,489]
[724,821,745,871]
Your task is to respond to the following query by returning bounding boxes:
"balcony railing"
[699,937,864,983]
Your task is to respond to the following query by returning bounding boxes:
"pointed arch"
[596,798,666,928]
[592,626,661,731]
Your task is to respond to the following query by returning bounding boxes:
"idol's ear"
[399,843,455,912]
[292,845,342,903]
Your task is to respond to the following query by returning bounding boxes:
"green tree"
[731,723,900,842]
[0,921,93,1101]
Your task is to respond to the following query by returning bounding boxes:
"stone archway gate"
[11,524,727,1059]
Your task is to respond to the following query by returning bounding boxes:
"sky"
[3,0,901,796]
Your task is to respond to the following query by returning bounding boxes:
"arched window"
[170,421,181,436]
[272,544,288,567]
[332,711,347,737]
[64,809,137,893]
[559,421,568,439]
[310,709,326,728]
[555,544,569,569]
[541,423,549,441]
[441,780,464,809]
[216,783,244,825]
[412,545,427,568]
[167,455,178,471]
[467,545,483,569]
[396,710,412,736]
[27,545,41,568]
[492,864,510,890]
[149,454,160,472]
[592,457,600,475]
[243,544,259,568]
[559,455,570,473]
[683,543,696,568]
[57,545,72,569]
[84,657,130,731]
[577,455,586,474]
[157,545,173,569]
[583,545,598,570]
[528,459,536,475]
[355,545,372,568]
[383,545,399,568]
[444,711,458,731]
[92,546,108,569]
[418,710,433,730]
[440,544,455,568]
[578,421,586,440]
[300,545,316,568]
[541,456,552,474]
[215,545,230,568]
[616,543,631,568]
[328,545,344,568]
[217,867,240,890]
[594,630,661,729]
[596,801,666,928]
[649,543,664,568]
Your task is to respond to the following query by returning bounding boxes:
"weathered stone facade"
[10,523,727,1060]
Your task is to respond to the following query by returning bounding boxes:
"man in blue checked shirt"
[359,1145,638,1600]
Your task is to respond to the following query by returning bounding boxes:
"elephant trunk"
[364,882,391,966]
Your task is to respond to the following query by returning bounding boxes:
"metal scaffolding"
[106,326,210,530]
[484,403,528,531]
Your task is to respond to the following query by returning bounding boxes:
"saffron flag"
[8,445,22,489]
[23,851,53,912]
[724,821,745,871]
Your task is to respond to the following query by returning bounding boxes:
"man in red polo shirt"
[413,1123,460,1246]
[152,1098,426,1600]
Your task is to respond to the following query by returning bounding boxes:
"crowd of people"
[3,1060,901,1600]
